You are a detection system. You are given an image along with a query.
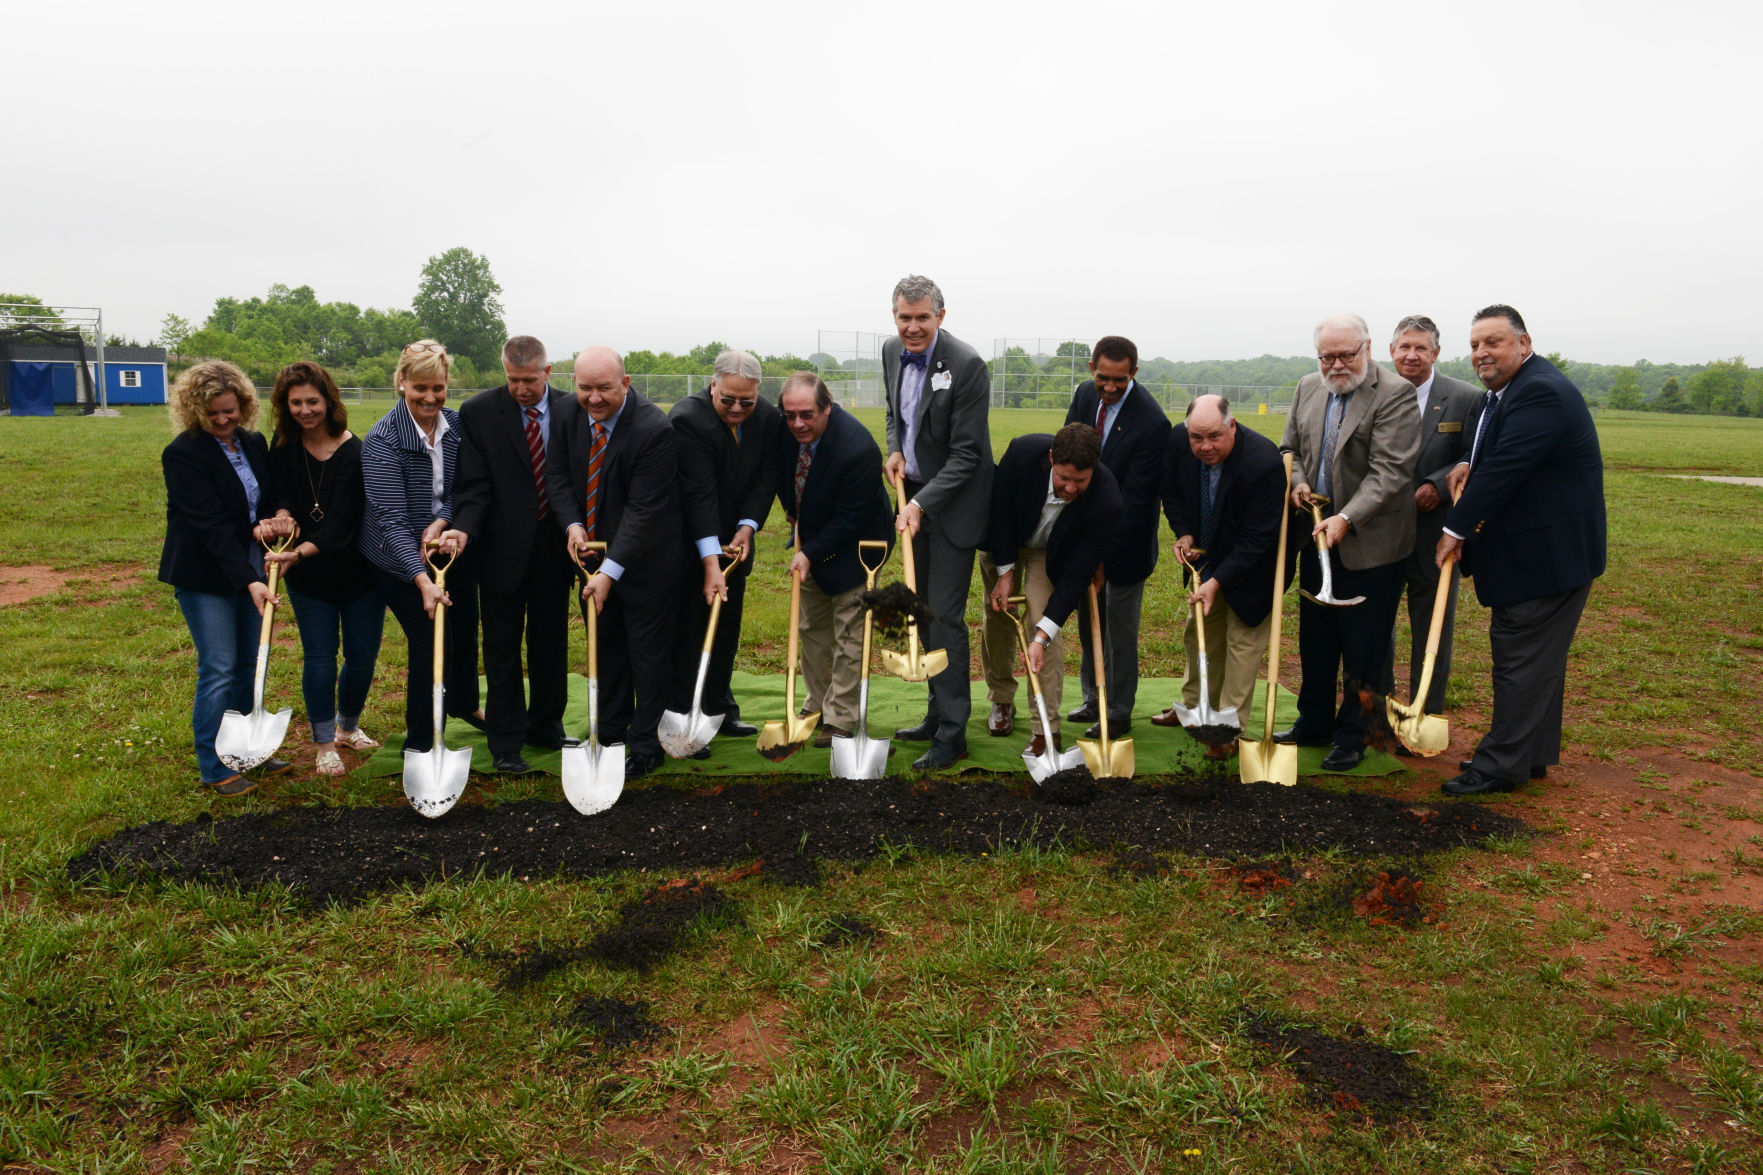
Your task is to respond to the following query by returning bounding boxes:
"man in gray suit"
[1382,315,1483,717]
[882,274,993,770]
[1275,313,1421,771]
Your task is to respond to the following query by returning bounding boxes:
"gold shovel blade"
[756,711,820,760]
[878,647,949,682]
[1238,738,1299,786]
[1075,736,1134,780]
[1392,708,1451,757]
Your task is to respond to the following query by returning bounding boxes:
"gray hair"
[1313,312,1371,349]
[1389,315,1440,349]
[502,335,548,368]
[1184,393,1233,424]
[891,274,945,313]
[712,349,762,382]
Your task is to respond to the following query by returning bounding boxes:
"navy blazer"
[1162,422,1287,628]
[1444,356,1606,608]
[453,384,570,595]
[988,434,1122,629]
[671,385,780,572]
[544,390,686,590]
[158,428,276,595]
[360,401,461,583]
[774,404,894,596]
[1065,379,1172,585]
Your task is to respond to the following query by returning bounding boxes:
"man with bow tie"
[882,274,993,771]
[1276,313,1421,773]
[1437,306,1605,797]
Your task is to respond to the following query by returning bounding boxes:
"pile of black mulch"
[860,582,935,639]
[68,776,1527,906]
[1186,723,1242,747]
[1245,1011,1434,1122]
[814,915,879,948]
[498,880,739,988]
[561,995,666,1051]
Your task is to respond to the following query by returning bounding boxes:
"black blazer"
[988,434,1122,629]
[158,428,276,595]
[1065,379,1171,586]
[453,384,570,595]
[671,385,779,572]
[774,404,894,596]
[1444,356,1606,608]
[545,390,686,590]
[1162,422,1286,627]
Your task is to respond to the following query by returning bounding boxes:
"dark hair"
[780,370,832,410]
[1092,335,1138,369]
[1050,421,1101,469]
[271,360,347,444]
[1473,304,1528,336]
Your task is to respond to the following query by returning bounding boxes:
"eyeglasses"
[716,396,758,412]
[781,409,823,422]
[403,341,448,356]
[1317,342,1365,366]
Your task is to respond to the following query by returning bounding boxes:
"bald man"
[546,346,687,780]
[1155,395,1287,726]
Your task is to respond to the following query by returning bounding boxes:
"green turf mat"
[359,671,1403,780]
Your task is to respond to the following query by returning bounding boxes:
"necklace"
[302,444,327,522]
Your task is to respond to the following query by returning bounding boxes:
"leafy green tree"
[1606,367,1643,410]
[159,313,193,354]
[412,247,507,368]
[687,341,731,371]
[0,294,64,327]
[1544,351,1570,383]
[1687,357,1749,415]
[1055,340,1090,358]
[1655,377,1686,413]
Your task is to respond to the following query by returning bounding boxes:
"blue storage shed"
[5,343,168,407]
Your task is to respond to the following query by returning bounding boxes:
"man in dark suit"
[986,424,1122,756]
[1061,335,1171,737]
[1381,315,1483,717]
[453,335,574,774]
[1277,313,1421,772]
[667,350,779,747]
[881,274,993,770]
[547,346,687,780]
[776,371,894,746]
[1155,395,1286,725]
[1438,305,1605,796]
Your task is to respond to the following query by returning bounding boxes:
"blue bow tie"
[901,350,928,370]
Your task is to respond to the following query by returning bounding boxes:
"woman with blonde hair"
[359,340,482,755]
[264,360,384,776]
[158,359,295,796]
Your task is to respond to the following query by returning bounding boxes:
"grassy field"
[1,404,1761,1172]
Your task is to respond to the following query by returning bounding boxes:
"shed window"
[120,370,141,388]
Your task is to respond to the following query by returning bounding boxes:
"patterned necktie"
[1095,399,1107,442]
[524,406,549,517]
[729,423,739,446]
[794,443,811,516]
[581,421,606,539]
[1317,391,1348,498]
[1468,389,1497,467]
[901,350,927,370]
[1199,463,1216,547]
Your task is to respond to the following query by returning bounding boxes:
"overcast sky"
[7,0,1758,366]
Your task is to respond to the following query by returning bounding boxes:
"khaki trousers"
[1180,599,1272,717]
[799,576,866,733]
[977,548,1064,736]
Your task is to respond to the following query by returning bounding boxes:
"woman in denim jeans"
[263,361,384,777]
[157,361,295,796]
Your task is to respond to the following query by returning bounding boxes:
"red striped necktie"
[581,422,606,539]
[1095,400,1107,439]
[524,407,549,517]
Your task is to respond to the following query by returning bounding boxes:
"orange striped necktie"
[581,421,607,539]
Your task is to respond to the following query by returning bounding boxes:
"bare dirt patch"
[0,565,75,606]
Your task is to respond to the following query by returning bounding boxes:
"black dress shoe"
[1458,760,1548,779]
[1066,702,1098,724]
[1084,719,1132,738]
[626,751,663,780]
[895,720,937,741]
[256,757,296,777]
[912,740,969,771]
[1272,726,1330,747]
[720,718,759,737]
[1442,768,1518,797]
[1320,745,1365,772]
[524,726,569,750]
[493,752,533,775]
[690,747,712,760]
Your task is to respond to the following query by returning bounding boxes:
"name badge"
[931,371,953,392]
[1437,421,1462,433]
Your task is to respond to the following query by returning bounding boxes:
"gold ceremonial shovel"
[878,471,948,682]
[829,540,893,779]
[1075,582,1133,779]
[756,566,819,760]
[1239,453,1299,786]
[401,542,473,818]
[1298,494,1365,608]
[562,542,624,815]
[659,549,741,758]
[1387,487,1463,757]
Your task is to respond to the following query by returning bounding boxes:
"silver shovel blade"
[216,706,292,773]
[562,742,625,816]
[658,708,725,759]
[1210,706,1242,730]
[830,731,889,780]
[402,744,472,819]
[1022,743,1087,783]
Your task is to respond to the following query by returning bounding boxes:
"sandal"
[337,728,381,751]
[315,749,346,776]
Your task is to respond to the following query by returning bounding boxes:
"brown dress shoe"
[987,702,1015,737]
[1024,732,1061,757]
[1148,705,1184,728]
[813,726,850,749]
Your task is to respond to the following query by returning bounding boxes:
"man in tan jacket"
[1275,313,1421,771]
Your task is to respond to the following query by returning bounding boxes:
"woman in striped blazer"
[360,340,483,753]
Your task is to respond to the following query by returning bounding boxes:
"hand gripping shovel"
[660,549,740,758]
[402,543,473,818]
[757,567,819,760]
[1075,582,1134,779]
[1240,453,1299,786]
[878,471,948,682]
[216,533,295,773]
[1298,494,1365,608]
[1004,596,1085,782]
[562,542,624,815]
[1171,549,1241,740]
[830,540,892,779]
[1386,485,1462,757]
